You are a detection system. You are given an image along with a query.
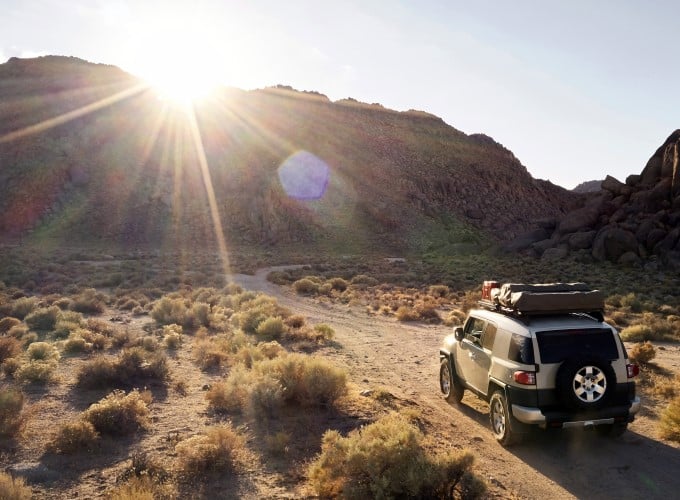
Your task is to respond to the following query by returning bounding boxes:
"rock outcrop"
[507,130,680,269]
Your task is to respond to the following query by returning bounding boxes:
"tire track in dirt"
[233,267,680,499]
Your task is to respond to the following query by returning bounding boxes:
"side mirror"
[454,327,464,341]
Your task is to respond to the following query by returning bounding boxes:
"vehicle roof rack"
[478,281,605,321]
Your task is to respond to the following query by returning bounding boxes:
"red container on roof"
[481,280,500,301]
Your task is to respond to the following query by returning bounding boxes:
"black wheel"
[595,422,628,437]
[489,390,521,446]
[440,359,464,404]
[556,357,616,410]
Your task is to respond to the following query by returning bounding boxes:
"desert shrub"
[16,360,58,384]
[0,317,21,334]
[284,314,305,329]
[256,317,285,339]
[83,389,151,436]
[175,424,245,477]
[660,396,680,442]
[10,297,38,320]
[350,274,378,287]
[620,293,643,313]
[2,358,21,378]
[0,388,26,437]
[77,357,117,388]
[27,341,60,361]
[395,306,420,322]
[24,306,60,331]
[629,341,656,364]
[48,420,99,454]
[116,347,169,383]
[151,297,187,326]
[255,354,347,407]
[7,324,29,340]
[206,365,254,413]
[313,324,335,340]
[265,431,291,456]
[139,335,160,352]
[63,333,90,354]
[107,475,171,500]
[70,288,106,314]
[0,337,22,363]
[258,341,285,359]
[249,375,284,415]
[620,324,655,342]
[0,471,31,500]
[188,302,210,329]
[428,284,450,298]
[293,278,319,295]
[163,324,182,349]
[307,413,486,499]
[327,277,349,292]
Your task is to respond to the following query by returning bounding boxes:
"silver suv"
[438,282,641,446]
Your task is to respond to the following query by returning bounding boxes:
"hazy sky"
[1,0,678,189]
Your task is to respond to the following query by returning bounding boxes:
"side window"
[464,317,485,345]
[481,323,497,351]
[508,333,535,364]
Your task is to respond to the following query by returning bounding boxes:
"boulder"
[618,251,641,267]
[592,227,638,262]
[503,227,550,252]
[601,175,632,196]
[653,227,680,255]
[626,174,641,186]
[635,219,657,243]
[646,228,667,250]
[532,238,557,254]
[541,246,569,262]
[568,230,596,250]
[557,205,600,234]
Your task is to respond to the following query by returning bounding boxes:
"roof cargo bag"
[489,282,604,314]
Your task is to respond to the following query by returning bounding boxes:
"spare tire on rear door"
[556,356,616,410]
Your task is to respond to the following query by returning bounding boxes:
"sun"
[124,10,227,105]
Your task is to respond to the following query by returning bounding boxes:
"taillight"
[513,370,536,385]
[627,363,639,378]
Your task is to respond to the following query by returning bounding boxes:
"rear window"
[508,333,534,364]
[536,328,618,363]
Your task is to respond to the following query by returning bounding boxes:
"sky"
[1,0,678,189]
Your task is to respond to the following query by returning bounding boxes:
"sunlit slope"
[0,56,577,252]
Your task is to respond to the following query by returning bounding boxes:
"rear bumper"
[511,396,641,427]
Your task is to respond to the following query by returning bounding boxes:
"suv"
[439,282,640,446]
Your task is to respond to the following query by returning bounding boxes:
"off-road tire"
[440,358,464,404]
[556,356,616,410]
[595,422,628,437]
[489,390,522,446]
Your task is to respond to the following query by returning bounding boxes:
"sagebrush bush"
[76,357,117,388]
[327,277,349,292]
[107,476,170,500]
[307,413,486,499]
[0,317,21,334]
[27,341,60,361]
[206,365,253,413]
[48,420,99,454]
[163,324,182,349]
[254,353,347,407]
[249,375,284,415]
[659,396,680,442]
[70,288,106,314]
[150,297,188,326]
[0,388,26,437]
[0,471,31,500]
[83,390,151,436]
[256,317,285,339]
[0,337,22,363]
[265,431,291,456]
[629,341,656,364]
[16,360,58,384]
[175,424,245,477]
[24,306,60,331]
[10,297,38,320]
[620,324,655,342]
[284,314,305,329]
[76,348,168,389]
[293,278,319,295]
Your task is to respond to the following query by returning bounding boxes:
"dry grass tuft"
[0,471,31,500]
[629,341,656,364]
[48,420,100,454]
[660,396,680,442]
[83,389,151,436]
[0,388,26,438]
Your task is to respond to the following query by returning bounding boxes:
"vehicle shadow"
[454,398,680,499]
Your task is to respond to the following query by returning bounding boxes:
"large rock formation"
[507,130,680,269]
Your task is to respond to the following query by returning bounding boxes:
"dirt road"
[234,267,680,499]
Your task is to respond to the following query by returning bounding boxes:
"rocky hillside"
[509,130,680,269]
[572,180,603,193]
[0,56,578,252]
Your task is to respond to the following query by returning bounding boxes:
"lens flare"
[277,151,330,200]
